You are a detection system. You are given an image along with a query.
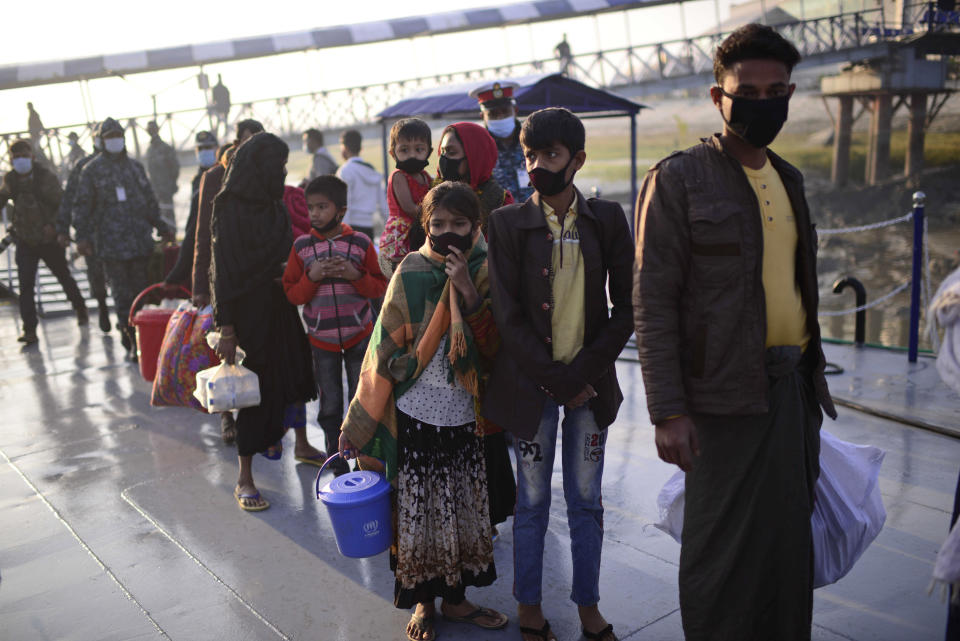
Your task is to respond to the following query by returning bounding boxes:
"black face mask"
[719,88,790,149]
[313,216,341,234]
[428,231,472,257]
[438,155,465,183]
[528,155,575,197]
[396,157,429,174]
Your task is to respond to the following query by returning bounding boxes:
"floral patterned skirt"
[392,409,496,609]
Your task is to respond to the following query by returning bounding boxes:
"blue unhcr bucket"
[315,453,392,558]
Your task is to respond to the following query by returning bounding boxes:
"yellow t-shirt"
[742,160,810,350]
[543,197,585,364]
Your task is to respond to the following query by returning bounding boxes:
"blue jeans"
[513,400,607,606]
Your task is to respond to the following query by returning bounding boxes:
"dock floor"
[1,301,958,641]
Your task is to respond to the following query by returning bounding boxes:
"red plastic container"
[129,283,190,382]
[132,307,175,381]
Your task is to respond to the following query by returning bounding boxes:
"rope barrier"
[817,211,913,235]
[819,281,912,316]
[816,209,932,348]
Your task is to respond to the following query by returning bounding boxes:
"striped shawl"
[340,234,498,483]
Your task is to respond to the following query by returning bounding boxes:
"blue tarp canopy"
[377,73,644,119]
[376,73,646,210]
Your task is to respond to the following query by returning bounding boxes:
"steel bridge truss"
[1,2,955,170]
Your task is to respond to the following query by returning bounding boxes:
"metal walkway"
[0,303,956,640]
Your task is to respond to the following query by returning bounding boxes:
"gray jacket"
[308,148,338,180]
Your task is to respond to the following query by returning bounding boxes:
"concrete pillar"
[905,92,927,187]
[831,96,854,187]
[866,94,893,185]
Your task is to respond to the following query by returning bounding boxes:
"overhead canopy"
[377,73,645,119]
[0,0,671,91]
[376,73,645,215]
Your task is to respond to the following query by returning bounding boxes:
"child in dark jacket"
[283,175,388,474]
[484,108,635,641]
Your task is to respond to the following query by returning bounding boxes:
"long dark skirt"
[680,346,822,641]
[484,431,516,527]
[392,410,496,609]
[233,282,316,457]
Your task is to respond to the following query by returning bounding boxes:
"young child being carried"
[282,175,388,476]
[379,118,433,277]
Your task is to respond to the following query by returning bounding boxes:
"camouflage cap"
[195,131,218,146]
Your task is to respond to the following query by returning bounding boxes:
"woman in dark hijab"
[211,132,318,511]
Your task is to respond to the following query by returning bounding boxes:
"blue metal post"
[630,112,637,238]
[908,191,925,363]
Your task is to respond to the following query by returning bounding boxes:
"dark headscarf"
[211,132,292,319]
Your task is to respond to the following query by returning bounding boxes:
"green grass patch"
[576,129,960,189]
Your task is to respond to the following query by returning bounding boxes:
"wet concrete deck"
[1,300,958,641]
[823,341,960,439]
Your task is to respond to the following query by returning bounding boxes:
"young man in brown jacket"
[633,24,837,641]
[485,108,634,641]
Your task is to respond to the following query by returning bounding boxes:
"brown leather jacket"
[633,135,836,425]
[482,189,636,440]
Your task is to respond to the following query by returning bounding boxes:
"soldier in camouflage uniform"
[0,139,87,344]
[145,120,180,232]
[73,118,174,358]
[56,125,111,333]
[469,80,534,202]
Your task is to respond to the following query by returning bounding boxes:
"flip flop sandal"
[294,453,328,467]
[583,624,618,641]
[260,440,283,461]
[234,489,270,512]
[442,605,508,630]
[406,613,436,641]
[520,619,557,641]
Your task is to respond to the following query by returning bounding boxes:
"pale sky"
[1,0,733,134]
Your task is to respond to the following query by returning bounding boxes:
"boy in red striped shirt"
[283,175,388,474]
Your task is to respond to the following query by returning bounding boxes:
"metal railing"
[2,2,952,174]
[819,192,933,362]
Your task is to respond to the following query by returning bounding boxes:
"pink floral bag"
[150,303,220,412]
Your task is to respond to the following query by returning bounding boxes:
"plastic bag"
[653,430,886,588]
[151,302,219,411]
[811,430,886,587]
[930,516,960,604]
[654,470,685,543]
[192,332,261,412]
[193,362,261,413]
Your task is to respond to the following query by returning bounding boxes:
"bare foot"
[406,602,436,641]
[293,443,325,460]
[233,483,269,511]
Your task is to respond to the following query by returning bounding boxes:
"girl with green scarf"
[339,182,508,641]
